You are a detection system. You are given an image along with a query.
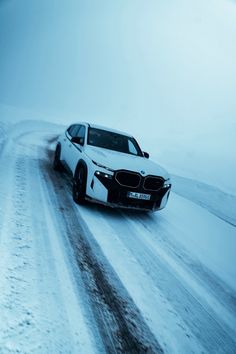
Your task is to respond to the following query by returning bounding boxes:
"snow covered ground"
[0,117,235,353]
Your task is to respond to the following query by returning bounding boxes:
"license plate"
[127,192,151,200]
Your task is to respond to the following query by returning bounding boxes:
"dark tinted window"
[87,128,143,156]
[77,126,85,140]
[68,125,81,138]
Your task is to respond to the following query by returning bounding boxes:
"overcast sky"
[0,0,236,137]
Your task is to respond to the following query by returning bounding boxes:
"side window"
[73,125,81,137]
[68,125,81,138]
[77,125,85,145]
[67,125,75,136]
[77,126,85,139]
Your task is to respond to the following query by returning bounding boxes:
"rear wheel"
[73,166,87,204]
[53,144,63,171]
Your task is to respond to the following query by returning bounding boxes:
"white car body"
[54,122,171,211]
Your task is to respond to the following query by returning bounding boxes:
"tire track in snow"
[128,212,236,324]
[98,211,236,354]
[28,147,99,353]
[0,142,98,353]
[0,146,46,352]
[40,149,163,354]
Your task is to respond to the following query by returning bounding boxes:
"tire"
[73,165,87,204]
[53,144,63,171]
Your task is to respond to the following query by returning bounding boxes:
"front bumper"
[93,172,171,211]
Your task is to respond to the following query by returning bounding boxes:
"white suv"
[53,123,171,211]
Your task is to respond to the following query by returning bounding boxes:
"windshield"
[87,128,143,156]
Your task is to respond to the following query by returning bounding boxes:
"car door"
[67,125,86,174]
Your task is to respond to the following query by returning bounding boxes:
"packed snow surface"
[0,119,235,353]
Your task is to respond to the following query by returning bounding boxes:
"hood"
[85,146,169,179]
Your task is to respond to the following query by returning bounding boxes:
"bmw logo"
[141,170,145,175]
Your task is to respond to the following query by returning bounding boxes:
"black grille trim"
[115,170,141,188]
[143,176,165,191]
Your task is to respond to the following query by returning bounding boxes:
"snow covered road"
[0,121,236,353]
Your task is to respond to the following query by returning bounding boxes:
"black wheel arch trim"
[56,142,61,150]
[55,142,62,157]
[74,159,88,178]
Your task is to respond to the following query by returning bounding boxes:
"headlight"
[92,160,114,172]
[95,171,113,179]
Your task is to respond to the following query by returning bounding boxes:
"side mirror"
[143,151,149,159]
[71,136,84,146]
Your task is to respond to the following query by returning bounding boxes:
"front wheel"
[73,166,87,204]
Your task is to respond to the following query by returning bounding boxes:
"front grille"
[144,176,164,191]
[115,171,141,188]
